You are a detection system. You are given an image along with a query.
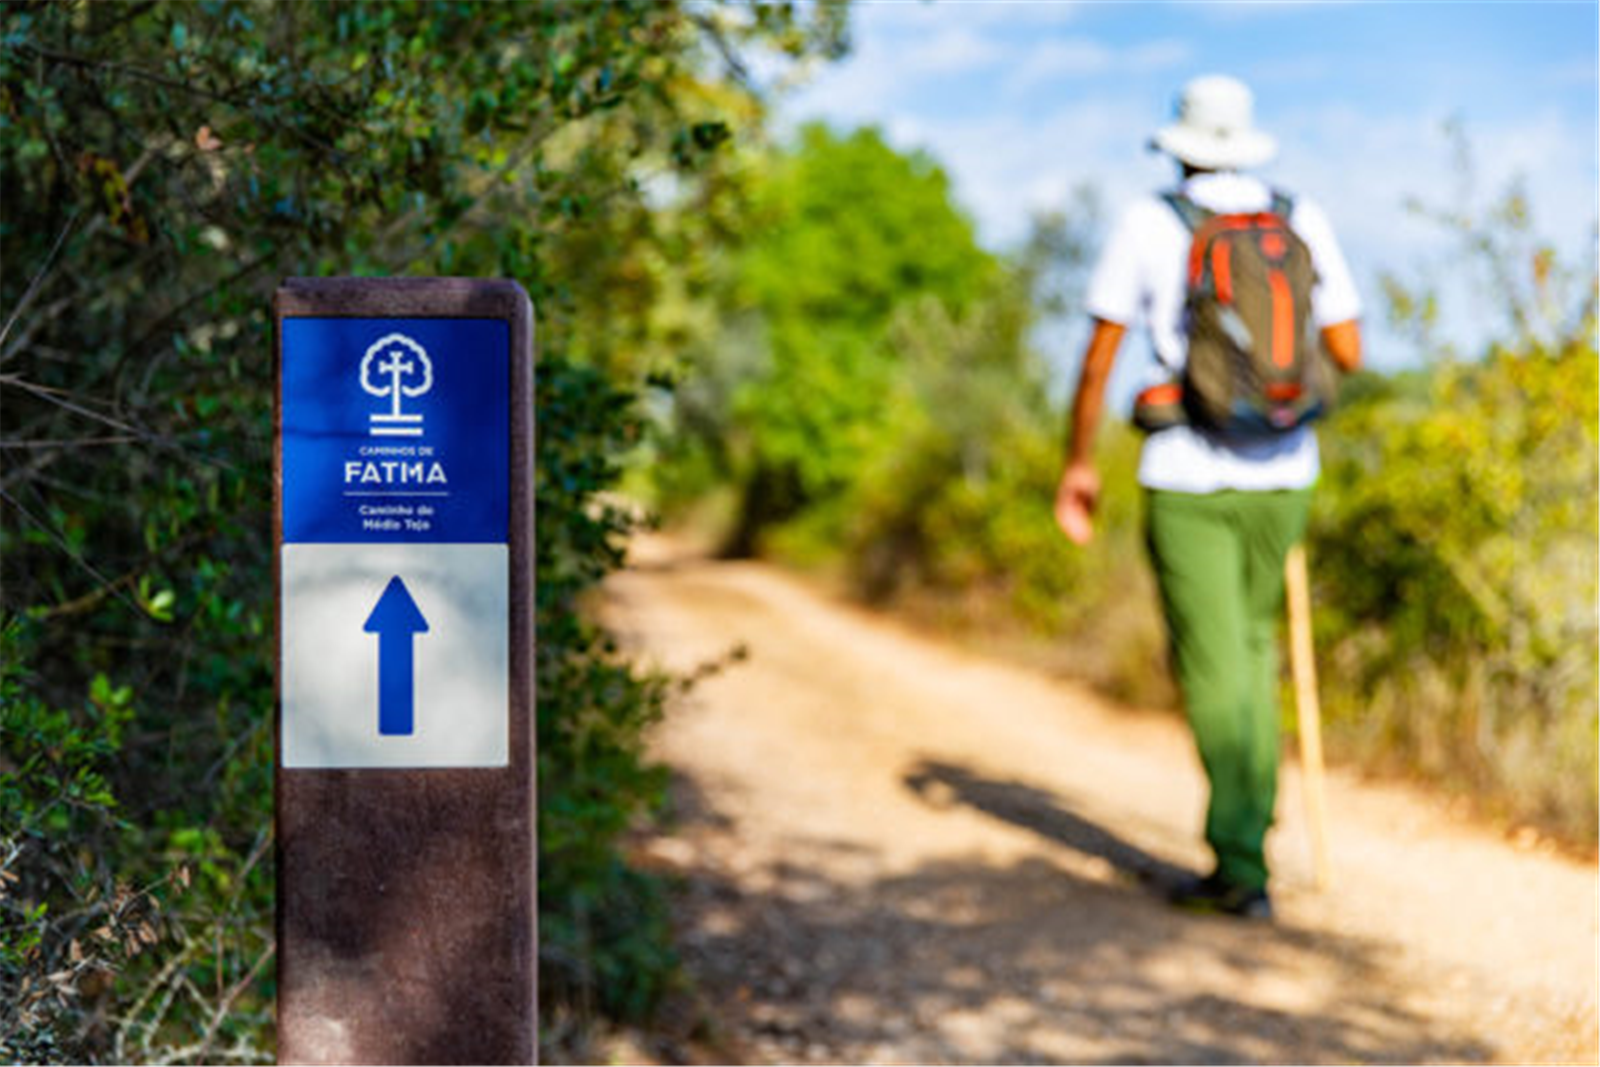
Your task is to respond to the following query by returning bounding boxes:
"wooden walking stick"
[1285,543,1330,890]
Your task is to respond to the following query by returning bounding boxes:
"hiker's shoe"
[1168,872,1273,921]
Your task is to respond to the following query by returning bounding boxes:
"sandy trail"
[601,537,1598,1065]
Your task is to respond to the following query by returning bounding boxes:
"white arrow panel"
[281,543,508,768]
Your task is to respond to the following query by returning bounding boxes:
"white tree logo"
[360,333,433,437]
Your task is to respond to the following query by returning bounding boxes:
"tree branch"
[0,486,145,617]
[0,209,81,356]
[192,939,275,1065]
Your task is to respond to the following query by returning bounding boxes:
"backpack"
[1133,190,1335,437]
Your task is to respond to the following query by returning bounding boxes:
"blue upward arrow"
[363,576,429,736]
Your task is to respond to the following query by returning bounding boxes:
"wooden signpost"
[274,278,535,1064]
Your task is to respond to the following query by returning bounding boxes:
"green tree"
[663,124,996,555]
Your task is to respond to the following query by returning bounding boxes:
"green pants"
[1145,487,1312,890]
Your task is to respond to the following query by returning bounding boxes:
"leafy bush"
[534,357,676,1021]
[657,124,998,556]
[1312,343,1598,837]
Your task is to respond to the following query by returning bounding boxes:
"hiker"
[1055,74,1362,919]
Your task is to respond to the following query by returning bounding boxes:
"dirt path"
[601,537,1598,1065]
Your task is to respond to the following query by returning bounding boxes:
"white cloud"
[858,97,1168,244]
[1009,37,1116,82]
[860,0,1086,32]
[1126,39,1193,73]
[1002,36,1191,94]
[777,8,1010,124]
[1547,59,1599,87]
[779,42,906,128]
[1192,0,1362,21]
[899,24,1008,75]
[1248,56,1335,86]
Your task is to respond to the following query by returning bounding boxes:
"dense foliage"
[1310,344,1597,836]
[0,1,845,1060]
[657,124,998,556]
[534,356,675,1022]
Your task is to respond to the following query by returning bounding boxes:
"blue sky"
[765,1,1599,380]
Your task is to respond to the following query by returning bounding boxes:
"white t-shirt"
[1084,171,1362,493]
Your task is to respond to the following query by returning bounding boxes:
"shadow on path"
[904,759,1193,893]
[661,766,1494,1065]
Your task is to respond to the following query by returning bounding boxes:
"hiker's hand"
[1055,462,1100,546]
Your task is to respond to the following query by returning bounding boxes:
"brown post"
[273,278,535,1064]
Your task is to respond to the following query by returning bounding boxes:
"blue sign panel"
[281,318,508,544]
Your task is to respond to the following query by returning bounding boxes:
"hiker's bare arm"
[1066,319,1125,466]
[1321,318,1362,373]
[1056,318,1126,546]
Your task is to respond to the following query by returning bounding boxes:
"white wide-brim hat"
[1150,74,1276,170]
